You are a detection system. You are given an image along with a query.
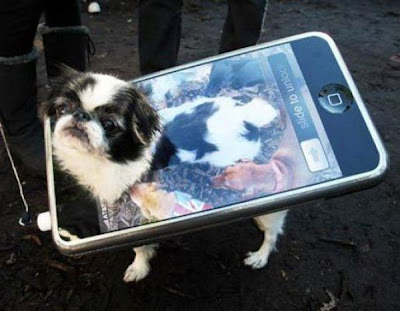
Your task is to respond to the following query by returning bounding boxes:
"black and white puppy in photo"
[40,68,287,282]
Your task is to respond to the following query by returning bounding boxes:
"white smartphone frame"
[44,32,388,256]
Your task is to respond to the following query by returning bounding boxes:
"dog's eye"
[102,119,118,132]
[56,104,68,117]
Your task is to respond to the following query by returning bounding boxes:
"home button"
[318,84,354,114]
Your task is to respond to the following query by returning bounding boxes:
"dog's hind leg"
[123,244,158,282]
[244,210,288,269]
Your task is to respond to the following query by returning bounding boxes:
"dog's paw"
[244,251,268,269]
[123,262,150,283]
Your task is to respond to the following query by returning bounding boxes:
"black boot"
[219,0,267,54]
[0,134,44,207]
[0,49,46,179]
[0,137,19,203]
[40,25,93,79]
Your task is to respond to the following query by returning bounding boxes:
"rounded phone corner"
[370,146,390,183]
[303,31,336,45]
[52,229,82,257]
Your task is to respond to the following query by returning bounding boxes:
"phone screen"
[94,43,343,233]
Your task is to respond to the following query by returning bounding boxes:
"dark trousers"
[139,0,268,75]
[0,0,82,135]
[0,0,83,187]
[0,0,81,57]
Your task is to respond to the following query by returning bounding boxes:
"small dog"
[41,68,288,282]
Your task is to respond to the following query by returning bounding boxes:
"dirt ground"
[1,0,400,310]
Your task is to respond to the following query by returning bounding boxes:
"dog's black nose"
[73,111,91,122]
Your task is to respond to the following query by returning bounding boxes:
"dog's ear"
[127,86,161,144]
[50,64,79,83]
[50,65,80,92]
[38,66,82,122]
[38,100,55,122]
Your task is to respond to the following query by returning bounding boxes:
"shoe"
[0,135,46,208]
[40,24,94,80]
[0,50,46,179]
[88,2,101,14]
[7,121,46,178]
[0,138,19,205]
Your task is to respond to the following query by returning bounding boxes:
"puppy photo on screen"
[40,67,289,282]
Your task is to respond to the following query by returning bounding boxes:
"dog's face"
[41,69,160,164]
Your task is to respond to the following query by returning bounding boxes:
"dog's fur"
[160,96,278,166]
[41,69,287,282]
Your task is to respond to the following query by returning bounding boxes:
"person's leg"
[0,0,43,57]
[0,0,42,132]
[0,0,46,189]
[42,0,92,80]
[219,0,268,53]
[0,137,18,202]
[138,0,183,75]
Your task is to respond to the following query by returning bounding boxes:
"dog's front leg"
[244,210,288,269]
[123,244,158,282]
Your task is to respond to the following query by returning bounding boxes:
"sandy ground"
[1,0,400,310]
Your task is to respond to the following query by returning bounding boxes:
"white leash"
[0,121,31,225]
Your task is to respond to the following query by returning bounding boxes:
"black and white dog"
[41,69,287,282]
